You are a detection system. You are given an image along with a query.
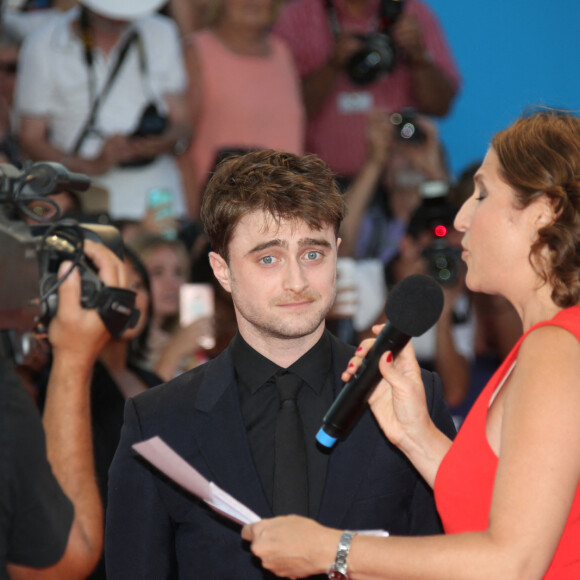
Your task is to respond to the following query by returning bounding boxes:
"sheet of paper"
[133,436,389,537]
[133,436,261,525]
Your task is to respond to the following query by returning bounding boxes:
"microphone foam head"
[385,274,444,336]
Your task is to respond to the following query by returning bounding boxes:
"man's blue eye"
[306,251,321,260]
[261,256,274,265]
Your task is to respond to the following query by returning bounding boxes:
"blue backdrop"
[426,0,580,180]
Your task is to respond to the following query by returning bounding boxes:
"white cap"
[79,0,167,21]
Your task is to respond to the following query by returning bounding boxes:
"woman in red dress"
[242,108,580,580]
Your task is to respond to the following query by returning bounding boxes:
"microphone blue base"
[316,427,337,449]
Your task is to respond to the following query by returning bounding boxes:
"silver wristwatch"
[327,530,356,580]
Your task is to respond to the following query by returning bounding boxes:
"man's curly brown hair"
[200,149,346,262]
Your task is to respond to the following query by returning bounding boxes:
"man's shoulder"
[130,350,233,410]
[405,0,437,17]
[20,8,73,52]
[328,331,357,359]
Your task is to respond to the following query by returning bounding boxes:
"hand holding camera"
[329,32,366,70]
[0,162,139,349]
[120,102,168,168]
[47,239,126,363]
[366,109,397,167]
[92,134,135,174]
[390,112,446,180]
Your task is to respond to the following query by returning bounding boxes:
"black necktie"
[272,371,309,517]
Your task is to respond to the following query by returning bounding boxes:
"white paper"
[132,436,260,525]
[133,436,389,537]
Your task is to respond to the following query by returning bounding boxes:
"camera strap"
[71,8,147,155]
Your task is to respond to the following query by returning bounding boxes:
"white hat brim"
[80,0,167,20]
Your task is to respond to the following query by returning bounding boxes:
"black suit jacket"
[105,333,456,579]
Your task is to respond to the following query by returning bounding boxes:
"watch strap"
[328,530,356,579]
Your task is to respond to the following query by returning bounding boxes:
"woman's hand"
[368,340,430,450]
[341,325,449,485]
[242,516,341,579]
[172,316,214,354]
[155,316,214,381]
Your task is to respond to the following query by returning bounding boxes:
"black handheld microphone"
[316,273,444,448]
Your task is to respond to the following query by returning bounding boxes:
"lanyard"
[71,8,149,154]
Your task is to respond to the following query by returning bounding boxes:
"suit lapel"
[178,336,383,528]
[189,349,272,520]
[317,335,381,528]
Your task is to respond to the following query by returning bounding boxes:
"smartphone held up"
[179,283,216,350]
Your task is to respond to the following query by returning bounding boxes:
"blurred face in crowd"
[123,260,150,340]
[210,211,338,345]
[145,244,188,319]
[88,10,130,35]
[220,0,277,30]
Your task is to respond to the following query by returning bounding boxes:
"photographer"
[1,239,126,578]
[13,0,192,221]
[340,110,447,268]
[383,195,473,412]
[274,0,460,180]
[336,110,472,408]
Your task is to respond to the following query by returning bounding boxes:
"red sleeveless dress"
[434,307,580,578]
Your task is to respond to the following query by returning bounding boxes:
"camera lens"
[400,122,418,140]
[346,33,397,85]
[390,111,425,144]
[390,112,403,125]
[347,49,384,85]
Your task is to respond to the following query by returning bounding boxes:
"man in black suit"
[105,149,456,579]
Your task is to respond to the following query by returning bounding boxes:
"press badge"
[337,91,374,114]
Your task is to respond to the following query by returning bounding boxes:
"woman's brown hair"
[492,108,580,307]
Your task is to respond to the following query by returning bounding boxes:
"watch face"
[328,571,348,580]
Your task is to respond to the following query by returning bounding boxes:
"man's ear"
[209,251,231,293]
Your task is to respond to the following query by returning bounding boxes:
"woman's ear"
[535,194,558,228]
[208,251,232,293]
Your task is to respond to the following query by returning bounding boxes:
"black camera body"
[346,0,405,85]
[131,102,167,138]
[347,32,398,85]
[422,237,462,287]
[121,102,168,168]
[0,162,139,362]
[31,223,138,338]
[407,181,461,286]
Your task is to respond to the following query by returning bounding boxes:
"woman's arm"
[243,324,580,579]
[339,111,393,258]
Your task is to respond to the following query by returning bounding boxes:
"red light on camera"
[433,224,448,237]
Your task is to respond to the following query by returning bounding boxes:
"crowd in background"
[1,1,524,576]
[1,0,524,420]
